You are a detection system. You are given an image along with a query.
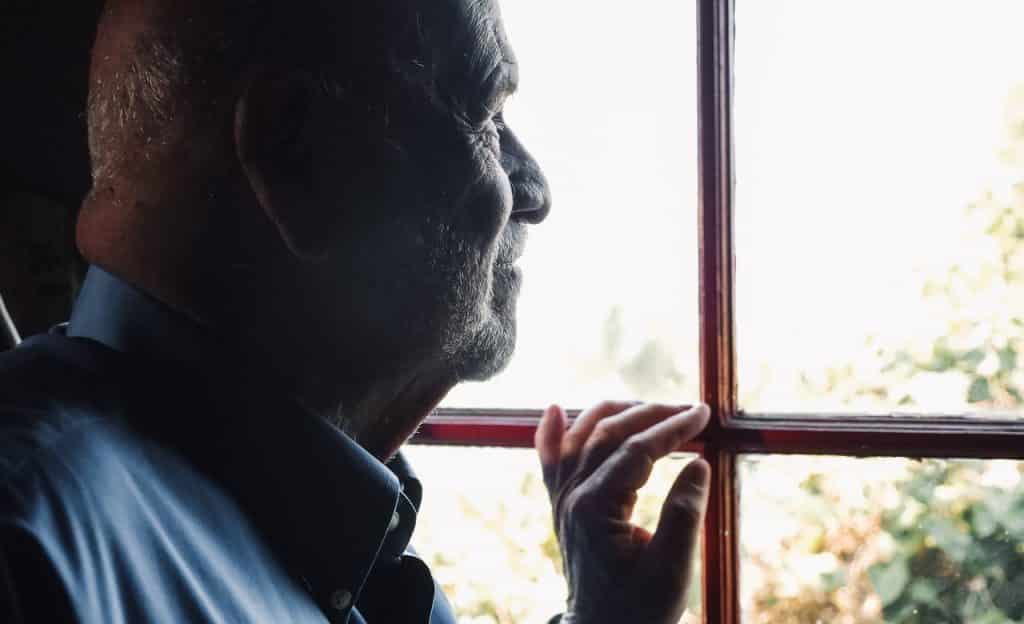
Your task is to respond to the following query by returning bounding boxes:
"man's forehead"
[380,0,516,77]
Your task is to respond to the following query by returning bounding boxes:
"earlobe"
[234,71,330,262]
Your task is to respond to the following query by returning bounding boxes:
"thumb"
[647,458,710,579]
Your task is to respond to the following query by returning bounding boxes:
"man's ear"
[234,70,332,262]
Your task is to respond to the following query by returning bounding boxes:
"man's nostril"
[510,178,551,224]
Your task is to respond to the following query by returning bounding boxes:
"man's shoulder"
[0,331,113,405]
[0,337,326,622]
[0,333,121,480]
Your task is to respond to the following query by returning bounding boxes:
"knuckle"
[590,420,618,443]
[557,475,596,514]
[622,436,653,458]
[560,492,588,522]
[592,399,624,415]
[582,424,619,458]
[569,482,600,510]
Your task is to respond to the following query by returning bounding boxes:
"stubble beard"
[331,222,520,453]
[446,266,518,382]
[440,224,523,384]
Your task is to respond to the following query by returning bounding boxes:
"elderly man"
[0,1,711,622]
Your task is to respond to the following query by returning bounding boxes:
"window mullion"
[697,0,739,622]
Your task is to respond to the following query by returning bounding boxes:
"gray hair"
[85,2,355,187]
[87,33,186,183]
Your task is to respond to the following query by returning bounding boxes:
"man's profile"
[0,1,711,622]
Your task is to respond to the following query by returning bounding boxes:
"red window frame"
[413,1,1024,621]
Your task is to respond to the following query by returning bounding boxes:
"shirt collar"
[66,266,417,617]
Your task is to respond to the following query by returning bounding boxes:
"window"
[412,1,1024,622]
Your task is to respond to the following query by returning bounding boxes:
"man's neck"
[331,364,456,461]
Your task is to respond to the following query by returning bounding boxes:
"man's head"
[79,0,550,457]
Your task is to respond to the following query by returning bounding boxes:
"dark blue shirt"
[0,267,456,623]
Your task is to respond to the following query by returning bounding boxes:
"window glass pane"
[405,445,702,623]
[735,1,1024,417]
[740,455,1024,623]
[442,0,699,409]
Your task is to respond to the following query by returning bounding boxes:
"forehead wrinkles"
[457,0,513,80]
[392,0,513,109]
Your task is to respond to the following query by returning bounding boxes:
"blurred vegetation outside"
[407,83,1024,624]
[736,83,1024,624]
[406,447,702,624]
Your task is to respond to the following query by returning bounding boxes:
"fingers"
[590,405,710,495]
[536,404,567,468]
[647,459,710,582]
[576,403,698,477]
[560,400,639,458]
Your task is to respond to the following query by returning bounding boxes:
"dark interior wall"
[1,0,101,203]
[1,1,102,334]
[0,192,83,336]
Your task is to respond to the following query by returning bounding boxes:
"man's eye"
[463,108,495,133]
[471,115,501,157]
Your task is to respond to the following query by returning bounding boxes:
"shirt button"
[329,589,352,611]
[388,511,400,533]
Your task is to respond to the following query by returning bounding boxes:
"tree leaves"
[869,556,910,606]
[968,377,993,403]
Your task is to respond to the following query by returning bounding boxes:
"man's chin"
[446,259,521,382]
[451,312,517,382]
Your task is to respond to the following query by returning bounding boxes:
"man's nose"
[510,167,551,225]
[503,130,551,225]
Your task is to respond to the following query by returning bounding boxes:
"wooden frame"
[414,0,1024,621]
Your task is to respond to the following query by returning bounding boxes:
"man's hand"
[535,402,711,624]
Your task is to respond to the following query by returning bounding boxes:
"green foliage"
[748,84,1024,623]
[868,556,908,607]
[857,85,1024,622]
[409,447,703,624]
[867,462,1024,623]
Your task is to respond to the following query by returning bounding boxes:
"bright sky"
[445,0,699,408]
[735,0,1024,412]
[444,0,1024,413]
